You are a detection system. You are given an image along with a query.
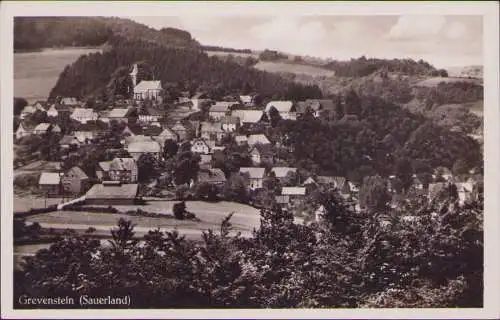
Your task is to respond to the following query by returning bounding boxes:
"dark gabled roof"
[75,121,108,132]
[141,126,163,137]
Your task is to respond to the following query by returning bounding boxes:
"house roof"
[39,172,61,185]
[316,176,337,185]
[303,176,317,185]
[210,102,237,113]
[21,105,36,114]
[141,126,163,136]
[197,168,227,184]
[240,95,253,104]
[143,107,166,117]
[171,122,187,132]
[134,80,162,92]
[239,167,266,179]
[271,167,297,178]
[65,166,88,180]
[61,97,80,105]
[265,101,294,113]
[281,187,306,196]
[200,154,213,163]
[33,123,51,132]
[85,183,138,199]
[158,127,178,139]
[71,108,96,119]
[98,161,112,172]
[124,135,154,145]
[247,134,271,146]
[221,116,240,125]
[59,135,79,145]
[110,158,136,171]
[251,144,273,155]
[127,140,161,153]
[33,100,50,110]
[108,108,130,118]
[75,121,108,132]
[191,92,207,99]
[232,110,264,123]
[201,122,224,133]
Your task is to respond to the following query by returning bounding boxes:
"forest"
[48,38,323,102]
[271,93,482,184]
[14,17,199,52]
[14,190,483,308]
[323,56,446,78]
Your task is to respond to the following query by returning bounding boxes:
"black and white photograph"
[1,1,499,319]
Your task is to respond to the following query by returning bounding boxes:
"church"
[130,64,163,101]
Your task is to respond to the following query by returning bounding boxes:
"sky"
[130,15,482,69]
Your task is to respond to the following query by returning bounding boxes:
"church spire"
[130,64,138,88]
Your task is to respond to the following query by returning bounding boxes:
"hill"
[14,17,199,52]
[49,38,323,101]
[253,61,336,78]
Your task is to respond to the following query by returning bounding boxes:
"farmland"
[253,60,336,77]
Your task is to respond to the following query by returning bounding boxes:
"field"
[415,76,483,88]
[253,61,336,77]
[25,200,262,238]
[205,50,258,59]
[14,47,102,103]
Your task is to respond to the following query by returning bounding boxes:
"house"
[232,110,265,124]
[191,138,214,155]
[235,135,248,146]
[199,154,213,168]
[61,166,89,194]
[51,124,62,134]
[190,92,209,111]
[200,122,224,142]
[15,123,31,139]
[70,108,99,123]
[32,123,52,135]
[96,161,112,181]
[239,95,254,107]
[127,140,161,160]
[39,172,61,195]
[296,99,326,118]
[433,167,453,182]
[250,144,274,165]
[239,167,266,190]
[455,182,474,205]
[59,135,81,150]
[209,102,238,120]
[105,107,133,123]
[109,158,138,183]
[157,127,179,142]
[138,107,165,124]
[85,181,138,205]
[60,97,80,106]
[73,122,109,142]
[315,205,327,222]
[47,104,71,119]
[20,102,46,119]
[141,125,163,137]
[133,81,163,101]
[197,168,227,186]
[271,167,297,181]
[171,122,190,141]
[265,101,296,120]
[221,116,240,133]
[247,134,271,147]
[275,187,307,207]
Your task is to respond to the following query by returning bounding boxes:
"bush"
[14,174,40,190]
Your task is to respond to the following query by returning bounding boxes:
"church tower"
[130,64,138,88]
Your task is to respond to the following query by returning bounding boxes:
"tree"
[452,158,469,176]
[163,139,179,159]
[359,175,391,212]
[195,182,219,202]
[173,201,186,220]
[137,153,159,182]
[268,106,282,127]
[224,173,249,202]
[395,157,413,193]
[14,97,28,116]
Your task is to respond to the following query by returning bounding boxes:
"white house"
[232,110,264,124]
[209,102,238,120]
[265,101,296,120]
[191,138,215,155]
[133,81,163,101]
[221,116,240,133]
[239,167,266,190]
[127,140,162,161]
[70,108,99,123]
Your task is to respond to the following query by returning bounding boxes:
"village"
[14,63,482,225]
